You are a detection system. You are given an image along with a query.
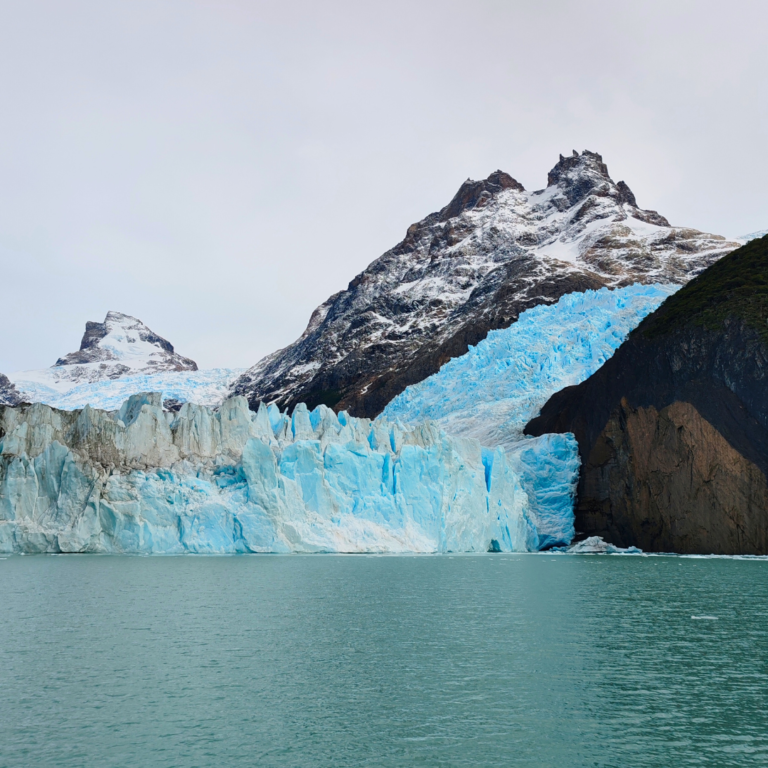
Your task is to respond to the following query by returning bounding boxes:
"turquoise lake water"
[1,554,766,767]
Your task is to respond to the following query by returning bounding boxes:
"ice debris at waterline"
[557,536,643,555]
[0,394,577,554]
[9,368,243,411]
[381,284,678,449]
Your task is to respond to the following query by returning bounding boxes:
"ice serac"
[11,311,198,394]
[0,396,539,554]
[233,150,740,418]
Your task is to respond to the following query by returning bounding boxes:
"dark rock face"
[0,374,22,406]
[439,170,525,221]
[526,236,768,554]
[234,150,740,418]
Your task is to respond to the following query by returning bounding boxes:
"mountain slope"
[526,235,768,554]
[233,150,740,418]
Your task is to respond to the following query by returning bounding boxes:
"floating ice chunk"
[560,536,643,554]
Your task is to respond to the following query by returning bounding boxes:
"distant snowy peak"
[544,150,668,225]
[13,311,197,391]
[233,150,741,419]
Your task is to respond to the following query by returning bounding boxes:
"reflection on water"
[0,554,766,767]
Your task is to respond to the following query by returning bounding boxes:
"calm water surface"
[0,554,766,767]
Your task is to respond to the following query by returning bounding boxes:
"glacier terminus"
[0,394,571,554]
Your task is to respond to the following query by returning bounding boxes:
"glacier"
[739,229,768,243]
[0,395,540,554]
[504,433,580,549]
[0,286,679,555]
[381,283,678,448]
[10,368,243,411]
[379,284,676,545]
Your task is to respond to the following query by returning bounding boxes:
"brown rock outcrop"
[581,399,768,554]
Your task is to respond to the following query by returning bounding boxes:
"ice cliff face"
[0,394,561,554]
[381,284,677,449]
[233,150,740,419]
[11,312,198,393]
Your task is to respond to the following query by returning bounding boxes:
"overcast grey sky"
[1,0,766,373]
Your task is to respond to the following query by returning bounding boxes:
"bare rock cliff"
[0,374,22,407]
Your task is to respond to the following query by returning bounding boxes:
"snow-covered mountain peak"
[547,149,610,191]
[541,149,667,225]
[234,149,742,418]
[54,311,193,370]
[12,311,197,392]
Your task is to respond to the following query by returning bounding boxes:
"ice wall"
[504,433,580,549]
[0,395,537,554]
[381,284,677,448]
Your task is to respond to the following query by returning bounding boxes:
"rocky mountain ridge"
[233,150,741,418]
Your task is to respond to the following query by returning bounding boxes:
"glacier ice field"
[10,368,244,411]
[0,285,674,554]
[381,283,677,447]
